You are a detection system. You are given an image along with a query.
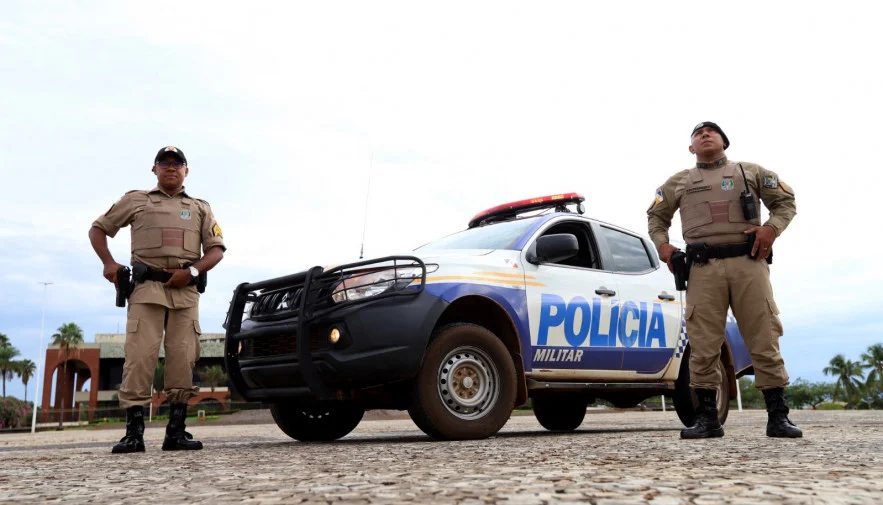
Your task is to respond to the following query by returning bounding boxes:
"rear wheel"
[673,346,731,427]
[532,394,588,431]
[408,323,517,440]
[270,401,364,442]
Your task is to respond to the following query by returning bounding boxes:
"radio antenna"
[359,152,373,259]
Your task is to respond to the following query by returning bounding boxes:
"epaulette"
[125,189,141,194]
[197,198,211,206]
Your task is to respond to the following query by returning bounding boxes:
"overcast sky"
[1,1,881,402]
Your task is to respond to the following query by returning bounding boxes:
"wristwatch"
[188,266,200,278]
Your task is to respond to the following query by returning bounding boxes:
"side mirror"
[527,233,579,264]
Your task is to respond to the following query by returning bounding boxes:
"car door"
[521,218,624,379]
[593,223,682,378]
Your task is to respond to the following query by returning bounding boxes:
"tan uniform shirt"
[647,157,796,250]
[92,186,226,309]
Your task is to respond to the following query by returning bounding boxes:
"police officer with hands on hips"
[89,146,226,453]
[647,122,802,439]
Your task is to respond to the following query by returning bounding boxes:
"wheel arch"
[433,295,528,406]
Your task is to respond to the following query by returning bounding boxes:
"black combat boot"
[162,403,203,451]
[111,406,146,454]
[680,388,725,439]
[763,387,803,438]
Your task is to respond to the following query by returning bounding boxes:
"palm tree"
[0,344,21,397]
[861,343,883,393]
[823,354,865,407]
[197,365,228,393]
[0,333,9,347]
[51,322,84,429]
[16,359,37,403]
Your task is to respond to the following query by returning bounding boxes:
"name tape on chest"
[686,184,712,195]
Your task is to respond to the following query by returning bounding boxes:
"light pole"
[31,282,53,434]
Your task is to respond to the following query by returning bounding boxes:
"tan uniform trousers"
[118,303,201,409]
[685,254,789,390]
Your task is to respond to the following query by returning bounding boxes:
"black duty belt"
[685,241,755,266]
[135,264,198,286]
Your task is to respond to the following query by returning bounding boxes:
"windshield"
[415,217,541,252]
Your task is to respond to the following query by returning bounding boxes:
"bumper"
[223,257,447,402]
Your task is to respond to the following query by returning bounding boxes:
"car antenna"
[359,152,373,259]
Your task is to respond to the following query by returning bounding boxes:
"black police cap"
[691,122,729,149]
[154,146,187,164]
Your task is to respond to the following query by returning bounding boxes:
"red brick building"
[40,332,232,423]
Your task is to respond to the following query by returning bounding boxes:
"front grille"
[240,327,328,359]
[250,287,303,318]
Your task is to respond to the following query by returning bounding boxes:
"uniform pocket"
[192,321,202,362]
[183,229,201,253]
[132,227,163,251]
[681,202,713,231]
[126,318,140,333]
[728,200,746,223]
[767,298,784,337]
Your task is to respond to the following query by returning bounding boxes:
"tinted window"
[539,221,599,269]
[600,227,653,272]
[416,217,541,252]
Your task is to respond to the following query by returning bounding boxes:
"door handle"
[658,292,675,301]
[595,287,616,296]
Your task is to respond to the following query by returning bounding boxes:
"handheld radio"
[739,164,758,221]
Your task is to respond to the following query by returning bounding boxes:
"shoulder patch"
[655,188,664,204]
[763,175,778,188]
[779,181,794,195]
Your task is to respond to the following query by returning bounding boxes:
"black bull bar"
[223,256,426,401]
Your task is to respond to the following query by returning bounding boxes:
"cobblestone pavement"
[1,410,881,504]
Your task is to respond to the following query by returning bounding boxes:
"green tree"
[823,354,865,407]
[734,377,766,408]
[15,359,37,403]
[784,379,834,409]
[860,344,883,393]
[0,333,9,347]
[152,359,165,393]
[51,322,84,429]
[0,344,21,397]
[197,365,228,393]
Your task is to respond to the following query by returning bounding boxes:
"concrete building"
[40,332,232,422]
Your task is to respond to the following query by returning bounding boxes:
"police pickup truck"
[223,193,752,441]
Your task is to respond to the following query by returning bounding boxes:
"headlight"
[241,300,254,322]
[331,266,424,303]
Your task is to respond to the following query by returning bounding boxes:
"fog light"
[329,328,341,344]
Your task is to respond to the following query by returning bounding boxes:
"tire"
[532,394,588,431]
[270,401,364,442]
[673,346,731,427]
[408,323,517,440]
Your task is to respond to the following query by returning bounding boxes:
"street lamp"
[31,282,52,434]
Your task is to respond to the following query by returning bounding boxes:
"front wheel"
[532,394,588,431]
[408,323,517,440]
[270,401,364,442]
[673,346,731,427]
